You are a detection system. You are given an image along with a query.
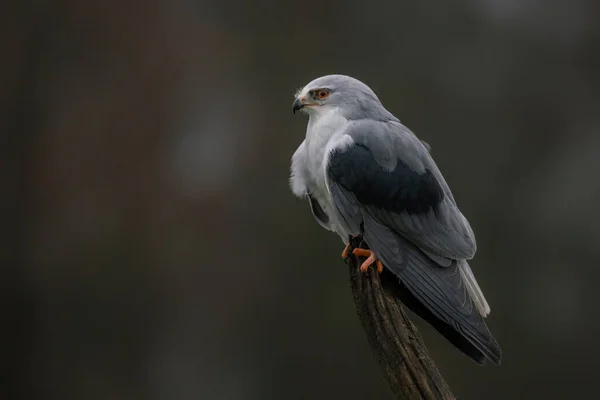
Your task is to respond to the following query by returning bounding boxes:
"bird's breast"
[305,112,350,180]
[303,111,352,242]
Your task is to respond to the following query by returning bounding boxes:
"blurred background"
[2,0,599,399]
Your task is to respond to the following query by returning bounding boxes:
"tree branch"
[346,237,455,400]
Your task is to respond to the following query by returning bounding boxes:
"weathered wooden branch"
[346,237,455,400]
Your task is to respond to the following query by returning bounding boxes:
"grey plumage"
[327,119,477,261]
[290,74,501,365]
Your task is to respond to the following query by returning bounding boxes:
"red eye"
[317,90,329,99]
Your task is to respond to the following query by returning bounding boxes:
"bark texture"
[346,238,455,400]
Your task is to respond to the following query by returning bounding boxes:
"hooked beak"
[292,97,304,114]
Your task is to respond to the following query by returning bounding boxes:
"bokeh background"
[3,0,600,399]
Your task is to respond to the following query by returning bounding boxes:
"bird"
[289,74,502,365]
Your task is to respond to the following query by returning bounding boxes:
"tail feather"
[458,259,491,317]
[383,272,488,364]
[361,212,502,365]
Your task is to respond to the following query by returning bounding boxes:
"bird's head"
[292,74,395,121]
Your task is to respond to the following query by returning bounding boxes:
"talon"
[341,243,351,259]
[352,248,384,274]
[376,259,384,274]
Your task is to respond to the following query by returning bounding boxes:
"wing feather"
[325,120,501,364]
[327,120,475,260]
[361,210,501,364]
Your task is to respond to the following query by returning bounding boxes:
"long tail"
[388,274,496,365]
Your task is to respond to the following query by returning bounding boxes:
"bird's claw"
[352,248,384,274]
[341,243,352,259]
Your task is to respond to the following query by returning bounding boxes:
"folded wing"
[325,120,501,364]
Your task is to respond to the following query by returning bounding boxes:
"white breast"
[305,110,349,181]
[304,109,353,243]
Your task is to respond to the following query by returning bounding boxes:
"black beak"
[292,98,304,114]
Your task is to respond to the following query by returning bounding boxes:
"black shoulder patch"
[328,144,444,214]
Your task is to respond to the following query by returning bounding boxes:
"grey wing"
[325,120,501,364]
[327,119,476,262]
[362,212,501,363]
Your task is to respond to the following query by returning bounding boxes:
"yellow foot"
[352,248,384,273]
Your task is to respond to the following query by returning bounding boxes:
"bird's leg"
[352,248,384,274]
[341,234,360,259]
[341,243,352,259]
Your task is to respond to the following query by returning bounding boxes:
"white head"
[292,74,397,122]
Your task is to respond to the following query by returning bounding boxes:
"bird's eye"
[316,89,329,100]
